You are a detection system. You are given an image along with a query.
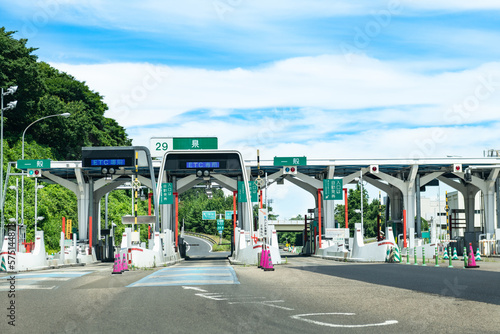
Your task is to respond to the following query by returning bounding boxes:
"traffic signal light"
[196,170,210,177]
[453,164,462,173]
[101,167,116,175]
[283,166,297,175]
[370,165,379,173]
[27,169,41,177]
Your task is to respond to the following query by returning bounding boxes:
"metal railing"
[183,231,218,245]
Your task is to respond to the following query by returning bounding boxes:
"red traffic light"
[372,166,377,172]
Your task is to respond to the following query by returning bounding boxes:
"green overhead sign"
[202,211,217,220]
[225,210,237,220]
[217,219,225,231]
[17,159,51,169]
[159,183,174,204]
[173,137,218,150]
[323,179,343,200]
[237,181,247,203]
[273,157,306,166]
[249,181,258,202]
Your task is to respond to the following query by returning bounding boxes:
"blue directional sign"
[225,210,237,220]
[202,211,216,220]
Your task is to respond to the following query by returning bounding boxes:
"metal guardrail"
[183,231,218,245]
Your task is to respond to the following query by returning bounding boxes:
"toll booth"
[81,146,160,255]
[158,150,256,264]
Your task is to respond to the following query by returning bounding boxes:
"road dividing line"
[182,286,208,292]
[290,313,398,328]
[195,293,228,301]
[228,300,294,311]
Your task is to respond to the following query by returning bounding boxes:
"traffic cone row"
[475,248,482,261]
[443,248,449,260]
[451,247,459,260]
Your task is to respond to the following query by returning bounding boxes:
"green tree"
[0,28,131,162]
[178,188,236,240]
[334,184,385,238]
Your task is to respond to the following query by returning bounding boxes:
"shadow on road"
[292,263,500,305]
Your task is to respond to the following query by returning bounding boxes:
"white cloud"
[51,55,500,128]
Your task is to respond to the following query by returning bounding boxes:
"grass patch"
[212,243,231,252]
[185,232,232,252]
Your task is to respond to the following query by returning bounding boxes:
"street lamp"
[1,85,18,243]
[22,112,71,159]
[20,112,71,227]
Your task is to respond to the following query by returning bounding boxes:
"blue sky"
[1,1,500,217]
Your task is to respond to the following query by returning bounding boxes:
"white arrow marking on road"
[195,293,228,301]
[228,300,294,311]
[290,313,398,328]
[182,286,208,292]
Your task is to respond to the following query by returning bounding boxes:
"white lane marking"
[291,313,398,328]
[195,293,228,301]
[131,280,234,286]
[185,235,213,253]
[229,300,294,311]
[0,277,73,282]
[182,286,208,292]
[0,285,56,291]
[151,273,233,278]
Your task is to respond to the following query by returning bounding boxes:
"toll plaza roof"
[14,156,500,185]
[245,157,500,180]
[28,160,163,184]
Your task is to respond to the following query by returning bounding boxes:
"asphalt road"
[1,250,499,333]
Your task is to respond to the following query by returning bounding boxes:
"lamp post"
[35,180,44,234]
[1,85,18,243]
[8,179,19,226]
[21,112,70,227]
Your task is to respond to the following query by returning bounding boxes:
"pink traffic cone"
[466,243,480,268]
[264,249,275,271]
[261,250,268,270]
[112,254,122,274]
[259,250,264,268]
[122,253,129,271]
